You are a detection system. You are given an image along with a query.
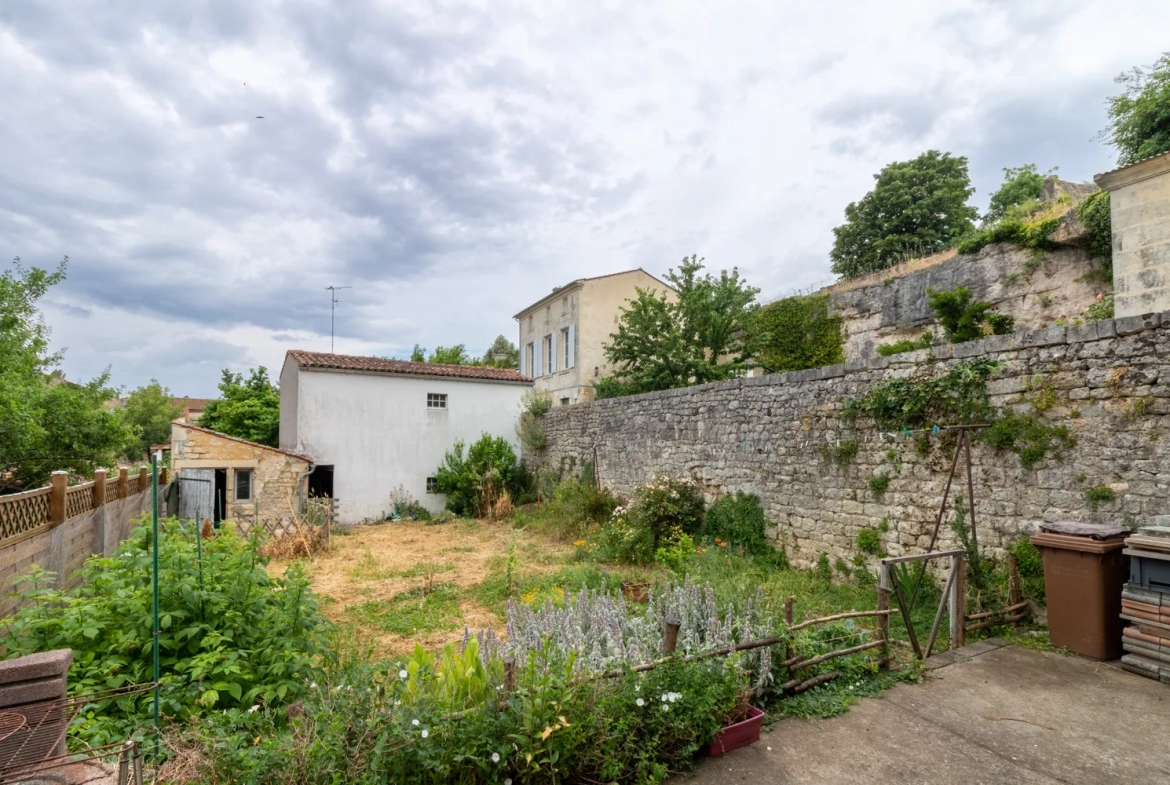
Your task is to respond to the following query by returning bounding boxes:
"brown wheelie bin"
[1030,521,1130,659]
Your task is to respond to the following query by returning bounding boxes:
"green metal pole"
[194,510,205,621]
[151,455,160,760]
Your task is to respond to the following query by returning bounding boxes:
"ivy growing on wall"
[755,293,845,373]
[843,359,1076,468]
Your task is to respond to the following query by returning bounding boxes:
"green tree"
[122,380,183,459]
[477,335,520,369]
[428,345,469,365]
[985,164,1051,222]
[198,367,280,447]
[1103,52,1170,165]
[830,150,979,278]
[601,256,760,397]
[754,293,844,372]
[410,344,426,362]
[0,257,135,490]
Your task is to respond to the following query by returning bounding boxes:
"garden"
[0,434,1050,785]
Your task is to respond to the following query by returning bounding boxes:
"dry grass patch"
[270,519,573,656]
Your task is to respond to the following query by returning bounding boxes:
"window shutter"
[567,325,576,368]
[519,340,527,375]
[534,340,542,377]
[549,333,557,373]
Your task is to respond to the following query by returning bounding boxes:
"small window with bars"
[426,477,439,493]
[427,393,447,409]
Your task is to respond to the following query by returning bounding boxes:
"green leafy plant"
[949,494,987,593]
[954,212,1064,257]
[592,475,705,565]
[831,150,979,278]
[702,491,771,555]
[1102,51,1170,165]
[856,527,883,556]
[1083,293,1115,321]
[1,519,326,749]
[516,390,552,450]
[602,255,762,396]
[876,332,933,356]
[868,474,890,500]
[1084,484,1117,510]
[844,359,999,431]
[981,414,1075,469]
[927,286,1014,343]
[1077,190,1113,266]
[820,438,859,466]
[433,434,528,517]
[121,380,183,460]
[198,367,281,447]
[655,528,698,573]
[815,553,832,583]
[984,164,1052,223]
[755,293,845,372]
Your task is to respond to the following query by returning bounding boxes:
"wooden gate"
[177,470,214,523]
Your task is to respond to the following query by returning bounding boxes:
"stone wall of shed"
[525,313,1170,570]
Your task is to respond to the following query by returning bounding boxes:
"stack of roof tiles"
[1120,526,1170,684]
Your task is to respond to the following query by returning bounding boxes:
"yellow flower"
[574,539,586,547]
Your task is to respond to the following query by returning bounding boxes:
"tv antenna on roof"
[326,286,351,353]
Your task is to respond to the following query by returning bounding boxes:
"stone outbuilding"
[170,422,313,534]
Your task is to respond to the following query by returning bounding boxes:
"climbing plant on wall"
[754,293,845,372]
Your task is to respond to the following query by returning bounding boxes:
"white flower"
[661,694,668,702]
[491,752,500,763]
[505,780,513,785]
[247,705,260,714]
[662,704,669,712]
[421,729,429,738]
[412,719,420,727]
[399,670,408,679]
[636,698,645,707]
[309,682,317,690]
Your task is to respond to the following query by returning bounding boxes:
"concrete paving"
[683,641,1170,784]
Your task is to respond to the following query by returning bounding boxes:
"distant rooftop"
[513,267,674,318]
[286,350,532,384]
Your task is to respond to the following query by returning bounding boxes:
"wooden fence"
[0,468,164,617]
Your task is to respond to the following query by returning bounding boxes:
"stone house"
[170,421,312,532]
[279,351,531,523]
[513,268,676,406]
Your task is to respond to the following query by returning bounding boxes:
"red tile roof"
[286,350,532,384]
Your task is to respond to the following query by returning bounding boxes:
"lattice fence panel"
[126,476,141,496]
[65,483,96,520]
[105,477,120,500]
[0,488,52,541]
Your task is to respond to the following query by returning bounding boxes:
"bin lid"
[1037,521,1131,540]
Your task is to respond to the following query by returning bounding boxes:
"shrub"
[876,332,933,356]
[1008,538,1046,604]
[2,519,327,749]
[1083,293,1114,321]
[590,475,705,565]
[522,476,618,542]
[868,474,890,500]
[954,213,1063,256]
[844,359,999,431]
[981,414,1075,469]
[388,485,431,521]
[927,286,1014,343]
[702,491,771,556]
[655,530,698,573]
[433,434,527,517]
[517,390,552,449]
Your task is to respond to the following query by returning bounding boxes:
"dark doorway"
[308,465,334,499]
[214,469,228,526]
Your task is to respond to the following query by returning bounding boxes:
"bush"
[2,519,327,749]
[433,434,527,517]
[702,491,771,556]
[655,530,698,573]
[1008,538,1046,604]
[517,390,552,449]
[856,528,883,556]
[1084,484,1117,510]
[927,286,1014,343]
[520,476,618,542]
[1077,190,1113,263]
[591,475,705,566]
[876,332,933,356]
[754,293,845,372]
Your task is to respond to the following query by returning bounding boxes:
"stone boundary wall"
[525,312,1170,570]
[0,487,159,618]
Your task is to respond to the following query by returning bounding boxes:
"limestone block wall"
[1096,151,1170,317]
[525,313,1170,569]
[828,243,1105,362]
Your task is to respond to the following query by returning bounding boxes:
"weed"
[876,332,934,357]
[821,438,859,466]
[856,527,884,556]
[877,518,890,533]
[1084,485,1117,510]
[868,474,890,500]
[815,553,832,583]
[348,584,462,635]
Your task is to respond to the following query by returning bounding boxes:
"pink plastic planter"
[706,706,765,757]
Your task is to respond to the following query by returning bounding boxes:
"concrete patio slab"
[682,643,1170,784]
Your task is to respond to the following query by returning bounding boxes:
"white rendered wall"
[289,368,528,523]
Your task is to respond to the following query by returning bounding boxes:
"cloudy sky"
[2,1,1167,397]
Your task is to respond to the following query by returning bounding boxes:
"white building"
[279,351,532,523]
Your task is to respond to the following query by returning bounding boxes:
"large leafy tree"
[198,367,280,447]
[428,345,470,365]
[477,335,520,369]
[830,150,979,278]
[984,164,1051,223]
[600,256,761,397]
[1104,52,1170,166]
[122,380,182,459]
[1,258,135,490]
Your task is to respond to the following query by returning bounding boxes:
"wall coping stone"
[556,313,1170,414]
[0,649,72,686]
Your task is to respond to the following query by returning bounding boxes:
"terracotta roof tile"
[286,350,532,384]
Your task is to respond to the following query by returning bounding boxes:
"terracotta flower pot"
[707,705,765,757]
[621,581,651,603]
